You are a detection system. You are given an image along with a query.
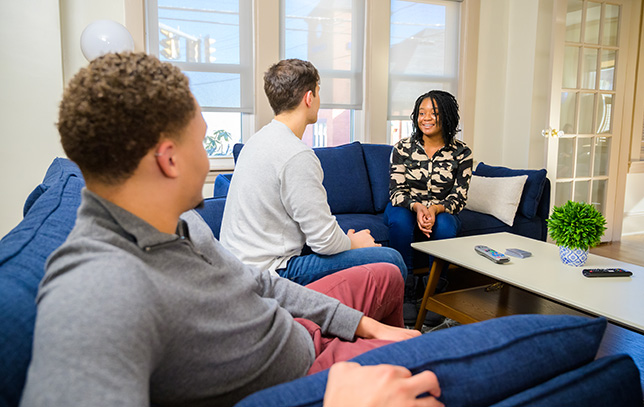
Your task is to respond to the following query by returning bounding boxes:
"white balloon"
[80,20,135,61]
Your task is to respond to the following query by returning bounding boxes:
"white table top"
[411,232,644,333]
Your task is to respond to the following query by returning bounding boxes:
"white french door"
[546,0,639,241]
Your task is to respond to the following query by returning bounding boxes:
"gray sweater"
[220,120,351,273]
[20,189,362,407]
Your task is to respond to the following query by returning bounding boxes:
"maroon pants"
[296,262,405,375]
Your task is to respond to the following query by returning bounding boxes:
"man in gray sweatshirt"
[220,59,408,285]
[19,52,429,407]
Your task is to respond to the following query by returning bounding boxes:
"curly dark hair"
[57,52,196,184]
[410,90,460,145]
[264,59,319,115]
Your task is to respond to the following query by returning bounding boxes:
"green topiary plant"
[547,200,606,251]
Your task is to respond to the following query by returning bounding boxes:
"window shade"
[146,0,254,113]
[281,0,365,110]
[388,0,460,120]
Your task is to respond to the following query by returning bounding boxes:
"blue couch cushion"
[490,354,642,407]
[335,213,389,245]
[474,163,547,220]
[314,142,375,214]
[196,197,227,240]
[235,315,607,407]
[0,158,84,407]
[362,144,393,213]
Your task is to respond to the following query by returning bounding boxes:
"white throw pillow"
[465,175,528,226]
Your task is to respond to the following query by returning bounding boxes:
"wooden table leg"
[414,258,446,331]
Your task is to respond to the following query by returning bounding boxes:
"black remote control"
[582,268,633,278]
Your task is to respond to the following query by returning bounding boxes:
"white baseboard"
[622,212,644,236]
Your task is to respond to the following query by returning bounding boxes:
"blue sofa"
[1,158,641,407]
[200,141,551,270]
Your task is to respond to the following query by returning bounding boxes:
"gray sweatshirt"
[20,189,362,407]
[220,120,351,273]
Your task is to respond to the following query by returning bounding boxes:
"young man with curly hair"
[19,52,431,407]
[220,59,408,285]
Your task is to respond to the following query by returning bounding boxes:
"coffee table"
[412,232,644,333]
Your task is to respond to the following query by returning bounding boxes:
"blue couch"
[1,158,641,407]
[200,141,551,270]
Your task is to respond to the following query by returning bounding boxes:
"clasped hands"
[412,203,440,238]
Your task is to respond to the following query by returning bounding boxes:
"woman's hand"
[412,204,445,238]
[413,203,433,237]
[355,316,421,342]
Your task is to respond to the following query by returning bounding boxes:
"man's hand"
[348,229,382,249]
[324,362,443,407]
[355,316,421,342]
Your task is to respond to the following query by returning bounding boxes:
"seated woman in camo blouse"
[386,90,473,324]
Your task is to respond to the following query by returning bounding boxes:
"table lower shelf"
[425,283,590,325]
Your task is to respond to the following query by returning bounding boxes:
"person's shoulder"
[393,136,414,153]
[44,231,156,303]
[450,138,472,157]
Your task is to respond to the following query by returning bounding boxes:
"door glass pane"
[599,49,616,90]
[576,137,592,177]
[593,136,611,176]
[557,138,574,178]
[555,182,573,207]
[584,2,601,45]
[591,179,607,214]
[560,92,576,134]
[563,46,579,88]
[581,48,598,89]
[578,93,595,134]
[602,4,620,46]
[565,0,583,42]
[574,180,590,203]
[596,93,613,134]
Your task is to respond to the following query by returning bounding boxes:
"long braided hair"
[410,90,460,145]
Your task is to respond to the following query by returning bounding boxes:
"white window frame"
[145,0,254,170]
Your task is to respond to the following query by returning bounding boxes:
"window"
[280,0,365,147]
[387,0,461,145]
[146,0,253,160]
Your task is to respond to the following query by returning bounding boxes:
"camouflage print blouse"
[389,136,473,214]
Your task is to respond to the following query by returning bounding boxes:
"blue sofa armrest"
[213,174,233,198]
[195,197,227,240]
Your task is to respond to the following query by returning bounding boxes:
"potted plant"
[547,200,606,266]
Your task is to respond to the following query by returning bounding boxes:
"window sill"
[209,156,234,172]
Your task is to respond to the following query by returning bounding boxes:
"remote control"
[505,248,532,258]
[582,268,633,278]
[475,245,510,264]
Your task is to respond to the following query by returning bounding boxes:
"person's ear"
[304,90,313,108]
[154,139,179,178]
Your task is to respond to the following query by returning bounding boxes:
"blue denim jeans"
[384,203,461,271]
[277,246,408,286]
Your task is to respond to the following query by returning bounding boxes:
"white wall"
[1,1,65,236]
[623,173,644,235]
[59,0,127,85]
[471,0,548,170]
